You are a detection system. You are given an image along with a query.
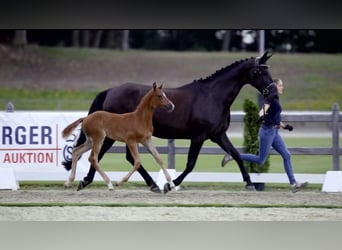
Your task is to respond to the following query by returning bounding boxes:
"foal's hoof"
[77,180,91,191]
[245,184,256,191]
[150,184,162,194]
[64,183,72,189]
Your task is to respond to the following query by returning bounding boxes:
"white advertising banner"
[0,111,90,171]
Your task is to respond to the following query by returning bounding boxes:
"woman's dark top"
[263,97,282,126]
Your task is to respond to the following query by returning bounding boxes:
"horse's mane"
[193,56,255,83]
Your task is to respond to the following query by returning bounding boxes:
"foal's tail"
[62,118,85,139]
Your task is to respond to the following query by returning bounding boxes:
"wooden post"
[168,139,175,169]
[332,103,340,170]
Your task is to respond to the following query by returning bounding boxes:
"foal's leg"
[78,137,115,191]
[116,143,140,186]
[65,140,92,188]
[89,137,114,190]
[125,146,160,192]
[142,138,175,189]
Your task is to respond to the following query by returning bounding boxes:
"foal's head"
[148,82,175,112]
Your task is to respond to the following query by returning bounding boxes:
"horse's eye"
[255,68,267,75]
[253,69,261,75]
[259,65,270,74]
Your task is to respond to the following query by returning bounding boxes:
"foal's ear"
[152,82,157,91]
[159,83,164,89]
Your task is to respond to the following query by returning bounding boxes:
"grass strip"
[0,202,341,209]
[16,181,322,191]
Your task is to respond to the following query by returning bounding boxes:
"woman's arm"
[281,121,294,131]
[259,103,270,117]
[280,121,286,128]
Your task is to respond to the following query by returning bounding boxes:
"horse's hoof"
[62,160,72,171]
[64,182,71,189]
[150,184,162,194]
[163,183,172,194]
[245,184,256,191]
[77,180,91,191]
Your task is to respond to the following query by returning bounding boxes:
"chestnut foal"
[62,82,175,191]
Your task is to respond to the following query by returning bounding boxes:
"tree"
[13,30,27,47]
[93,30,104,48]
[72,30,91,48]
[121,30,130,51]
[72,30,80,47]
[81,30,90,47]
[71,30,104,48]
[103,30,128,49]
[221,30,231,51]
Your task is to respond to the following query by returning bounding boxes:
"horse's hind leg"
[211,133,255,190]
[65,139,91,188]
[89,137,114,190]
[116,143,140,186]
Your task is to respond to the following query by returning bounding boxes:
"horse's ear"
[152,82,157,91]
[159,83,163,89]
[259,50,273,63]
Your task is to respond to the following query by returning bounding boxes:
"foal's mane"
[193,57,254,83]
[134,86,154,111]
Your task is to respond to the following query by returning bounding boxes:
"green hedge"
[243,98,270,173]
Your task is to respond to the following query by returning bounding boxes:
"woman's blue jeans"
[240,125,296,185]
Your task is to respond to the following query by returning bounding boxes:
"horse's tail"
[62,89,109,172]
[62,118,84,139]
[89,88,109,114]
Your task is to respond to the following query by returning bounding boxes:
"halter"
[254,58,274,97]
[262,81,275,96]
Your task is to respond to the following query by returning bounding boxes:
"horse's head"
[244,51,275,98]
[151,82,175,112]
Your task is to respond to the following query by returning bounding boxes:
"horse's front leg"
[211,133,255,190]
[164,138,204,193]
[142,138,175,190]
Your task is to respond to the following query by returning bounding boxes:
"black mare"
[63,51,274,192]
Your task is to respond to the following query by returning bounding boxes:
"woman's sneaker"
[291,182,308,193]
[221,154,233,167]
